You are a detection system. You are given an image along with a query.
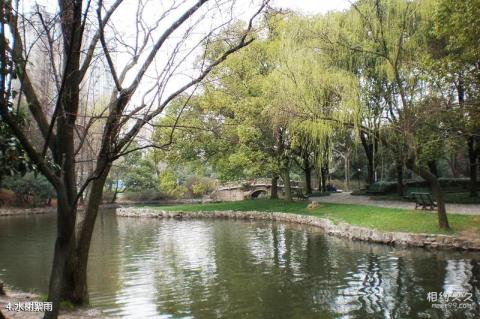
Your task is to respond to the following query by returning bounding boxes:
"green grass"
[369,192,480,204]
[149,199,480,235]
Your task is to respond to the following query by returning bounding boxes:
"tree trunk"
[110,190,118,204]
[448,154,461,178]
[270,175,279,199]
[44,196,77,319]
[304,168,312,195]
[303,154,312,195]
[458,74,478,197]
[406,159,449,229]
[110,180,121,204]
[318,171,322,191]
[344,153,350,191]
[396,162,404,196]
[320,163,328,193]
[282,168,292,201]
[360,131,375,185]
[468,137,478,198]
[62,167,110,305]
[427,160,438,177]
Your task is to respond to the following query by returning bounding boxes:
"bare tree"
[0,0,269,318]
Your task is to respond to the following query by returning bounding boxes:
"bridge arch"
[250,189,268,199]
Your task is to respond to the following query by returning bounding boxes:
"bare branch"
[125,0,209,94]
[79,0,123,81]
[96,0,122,91]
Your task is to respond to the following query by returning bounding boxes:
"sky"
[274,0,351,14]
[19,0,354,139]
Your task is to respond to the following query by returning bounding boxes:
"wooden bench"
[412,192,437,210]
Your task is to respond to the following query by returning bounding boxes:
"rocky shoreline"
[116,207,480,251]
[0,207,55,217]
[0,203,122,217]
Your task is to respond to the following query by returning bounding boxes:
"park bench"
[412,192,437,210]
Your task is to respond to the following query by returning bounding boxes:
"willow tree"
[0,1,269,317]
[304,10,389,187]
[312,0,452,228]
[266,20,362,196]
[152,15,309,199]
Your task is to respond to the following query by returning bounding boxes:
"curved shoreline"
[116,207,480,251]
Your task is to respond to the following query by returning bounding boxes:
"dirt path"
[310,192,480,215]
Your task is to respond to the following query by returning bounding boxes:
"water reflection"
[0,212,479,318]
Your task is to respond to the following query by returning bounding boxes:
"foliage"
[153,30,281,183]
[123,158,159,192]
[158,169,188,198]
[0,113,33,184]
[184,176,217,198]
[367,181,398,194]
[3,172,55,206]
[434,0,480,64]
[121,190,167,202]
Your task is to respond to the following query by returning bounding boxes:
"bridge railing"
[217,179,302,191]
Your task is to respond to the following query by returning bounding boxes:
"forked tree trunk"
[44,196,77,319]
[62,165,111,305]
[270,175,279,199]
[406,159,449,229]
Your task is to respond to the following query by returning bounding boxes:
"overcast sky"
[21,0,353,137]
[274,0,351,14]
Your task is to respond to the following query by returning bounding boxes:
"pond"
[0,210,479,318]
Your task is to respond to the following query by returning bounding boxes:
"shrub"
[185,176,217,198]
[3,172,55,206]
[367,181,397,193]
[121,190,168,202]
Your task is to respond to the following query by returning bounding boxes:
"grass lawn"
[149,199,480,235]
[369,192,480,204]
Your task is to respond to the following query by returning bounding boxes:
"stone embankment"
[116,207,480,251]
[0,203,121,217]
[0,207,55,217]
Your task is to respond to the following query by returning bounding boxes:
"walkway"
[310,192,480,215]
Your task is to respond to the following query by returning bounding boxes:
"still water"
[0,210,479,319]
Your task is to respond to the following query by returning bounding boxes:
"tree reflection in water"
[0,212,478,318]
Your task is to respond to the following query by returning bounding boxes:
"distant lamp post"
[357,168,361,190]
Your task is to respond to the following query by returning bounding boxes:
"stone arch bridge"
[210,181,303,201]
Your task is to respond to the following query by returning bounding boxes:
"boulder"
[307,201,321,210]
